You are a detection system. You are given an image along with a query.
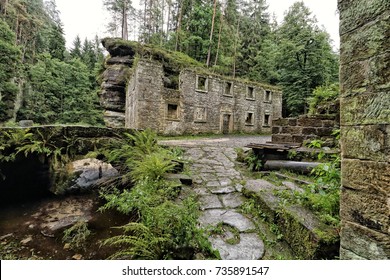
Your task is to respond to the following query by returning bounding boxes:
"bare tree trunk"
[166,0,171,42]
[0,0,8,15]
[214,14,223,66]
[160,0,165,45]
[175,1,183,51]
[122,1,128,40]
[206,0,218,67]
[232,19,240,78]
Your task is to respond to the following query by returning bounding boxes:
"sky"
[55,0,340,50]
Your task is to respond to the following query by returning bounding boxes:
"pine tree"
[104,0,135,40]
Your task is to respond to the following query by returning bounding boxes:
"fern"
[102,223,171,260]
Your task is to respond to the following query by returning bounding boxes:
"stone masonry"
[339,0,390,259]
[272,115,339,146]
[100,39,283,135]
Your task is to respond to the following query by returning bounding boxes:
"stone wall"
[124,63,282,135]
[100,39,283,135]
[339,0,390,259]
[272,115,339,146]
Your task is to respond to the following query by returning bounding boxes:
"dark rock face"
[100,40,135,128]
[102,38,137,57]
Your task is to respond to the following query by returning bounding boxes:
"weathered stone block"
[316,127,334,137]
[102,65,132,87]
[341,159,390,193]
[340,221,390,260]
[341,92,390,125]
[340,187,389,234]
[297,117,323,127]
[338,0,390,35]
[288,118,298,126]
[100,90,126,111]
[301,127,317,135]
[340,14,390,63]
[292,135,305,144]
[106,56,134,66]
[272,126,281,134]
[339,60,370,96]
[272,118,289,126]
[341,125,390,161]
[322,120,336,127]
[103,110,125,128]
[281,126,302,134]
[272,134,293,143]
[340,53,390,96]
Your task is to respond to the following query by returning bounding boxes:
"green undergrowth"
[239,199,295,260]
[62,220,92,251]
[99,129,217,260]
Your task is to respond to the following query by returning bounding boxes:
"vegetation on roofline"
[102,37,282,91]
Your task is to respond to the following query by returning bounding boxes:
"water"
[0,192,131,260]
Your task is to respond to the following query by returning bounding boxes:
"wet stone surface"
[160,135,270,260]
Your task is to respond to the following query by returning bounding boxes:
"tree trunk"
[175,1,183,51]
[122,2,128,40]
[166,0,171,41]
[214,14,223,66]
[232,19,240,78]
[206,0,218,67]
[0,0,8,15]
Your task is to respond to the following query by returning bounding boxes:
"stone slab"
[220,193,244,208]
[199,209,255,232]
[209,186,236,194]
[340,221,390,260]
[209,233,265,260]
[199,195,223,210]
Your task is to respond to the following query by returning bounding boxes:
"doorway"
[222,114,232,134]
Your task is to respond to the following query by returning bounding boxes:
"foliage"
[0,128,78,178]
[100,129,216,259]
[17,53,103,125]
[62,220,92,251]
[274,2,339,116]
[0,18,21,122]
[286,152,341,226]
[308,83,339,115]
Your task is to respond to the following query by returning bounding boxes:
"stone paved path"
[160,135,270,260]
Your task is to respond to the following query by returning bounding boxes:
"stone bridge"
[0,125,132,204]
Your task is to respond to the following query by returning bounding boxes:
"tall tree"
[276,1,339,116]
[104,0,134,40]
[206,0,218,67]
[0,17,21,122]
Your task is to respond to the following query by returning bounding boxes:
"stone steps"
[242,179,339,259]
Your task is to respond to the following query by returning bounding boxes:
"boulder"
[52,158,119,194]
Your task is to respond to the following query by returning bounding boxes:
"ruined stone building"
[100,39,282,135]
[339,0,390,259]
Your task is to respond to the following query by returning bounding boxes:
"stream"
[0,192,130,260]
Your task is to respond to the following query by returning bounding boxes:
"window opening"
[247,86,255,99]
[245,112,254,125]
[167,104,179,119]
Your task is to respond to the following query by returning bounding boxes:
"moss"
[101,38,282,92]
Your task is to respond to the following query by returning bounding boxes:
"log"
[264,160,320,174]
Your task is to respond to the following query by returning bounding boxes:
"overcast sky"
[55,0,339,50]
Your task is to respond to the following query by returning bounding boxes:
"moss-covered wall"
[100,38,283,135]
[339,0,390,259]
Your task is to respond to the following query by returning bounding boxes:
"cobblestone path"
[160,135,270,260]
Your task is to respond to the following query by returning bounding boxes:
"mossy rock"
[243,183,339,259]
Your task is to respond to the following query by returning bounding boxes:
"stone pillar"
[339,0,390,259]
